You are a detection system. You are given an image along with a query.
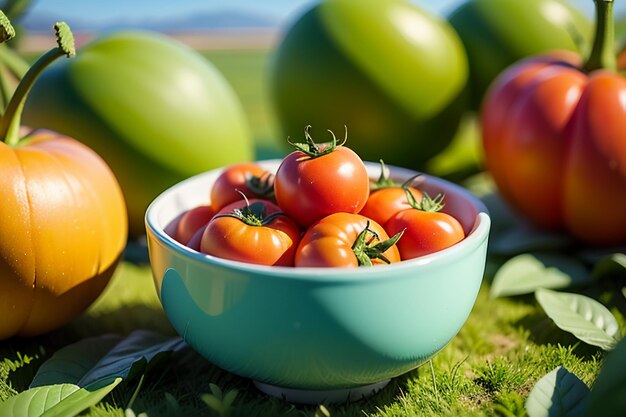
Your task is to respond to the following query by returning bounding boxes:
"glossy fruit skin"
[210,162,272,212]
[385,208,465,259]
[360,186,423,227]
[23,31,253,236]
[175,205,215,246]
[295,212,401,267]
[274,146,369,228]
[200,199,301,266]
[270,0,468,170]
[448,0,591,109]
[482,54,626,246]
[0,130,127,339]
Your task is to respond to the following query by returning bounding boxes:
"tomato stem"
[352,221,404,266]
[245,171,275,199]
[405,188,445,213]
[287,125,347,158]
[583,0,615,72]
[214,198,284,227]
[0,21,75,146]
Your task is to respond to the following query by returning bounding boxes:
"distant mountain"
[19,9,281,33]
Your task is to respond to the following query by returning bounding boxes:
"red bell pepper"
[481,0,626,246]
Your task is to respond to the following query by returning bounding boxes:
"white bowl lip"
[145,160,491,282]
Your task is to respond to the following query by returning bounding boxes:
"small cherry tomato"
[385,191,464,259]
[295,212,402,268]
[360,160,423,226]
[274,126,370,228]
[210,162,274,212]
[175,205,215,246]
[201,198,301,266]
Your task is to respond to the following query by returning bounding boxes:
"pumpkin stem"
[0,21,75,146]
[583,0,616,72]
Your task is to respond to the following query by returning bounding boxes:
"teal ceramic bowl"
[145,160,490,402]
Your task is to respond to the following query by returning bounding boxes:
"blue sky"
[26,0,605,25]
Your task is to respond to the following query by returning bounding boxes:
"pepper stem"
[583,0,616,72]
[0,21,75,146]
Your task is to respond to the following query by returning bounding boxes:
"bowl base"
[253,379,390,404]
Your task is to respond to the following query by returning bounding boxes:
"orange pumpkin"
[0,20,128,338]
[0,131,127,339]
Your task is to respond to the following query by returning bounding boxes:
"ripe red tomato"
[175,205,215,246]
[274,126,370,228]
[210,162,274,212]
[200,198,301,266]
[295,212,402,267]
[385,193,464,259]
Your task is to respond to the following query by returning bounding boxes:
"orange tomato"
[295,212,401,267]
[201,198,301,266]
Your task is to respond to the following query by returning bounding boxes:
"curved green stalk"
[0,21,75,145]
[584,0,616,72]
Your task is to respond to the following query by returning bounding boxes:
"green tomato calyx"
[405,188,445,213]
[0,19,76,146]
[352,221,404,267]
[245,171,275,200]
[288,125,347,158]
[370,159,423,192]
[214,194,284,227]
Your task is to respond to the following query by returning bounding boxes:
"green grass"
[0,48,614,416]
[0,257,606,417]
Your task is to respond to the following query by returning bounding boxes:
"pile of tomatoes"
[172,127,466,268]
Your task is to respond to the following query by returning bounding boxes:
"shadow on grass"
[92,344,405,417]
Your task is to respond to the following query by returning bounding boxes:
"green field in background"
[202,49,288,160]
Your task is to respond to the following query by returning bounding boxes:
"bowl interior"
[147,159,488,274]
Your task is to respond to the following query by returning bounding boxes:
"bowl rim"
[145,160,491,282]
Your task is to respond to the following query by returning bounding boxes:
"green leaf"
[0,378,121,417]
[30,330,186,389]
[583,337,626,417]
[41,378,122,417]
[525,366,589,417]
[201,393,223,412]
[31,334,123,387]
[535,289,621,350]
[491,253,591,298]
[591,253,626,280]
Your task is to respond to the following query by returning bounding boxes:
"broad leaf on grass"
[31,329,186,389]
[525,366,588,417]
[583,337,626,417]
[535,289,621,351]
[31,334,123,387]
[591,253,626,280]
[491,253,590,298]
[0,377,121,417]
